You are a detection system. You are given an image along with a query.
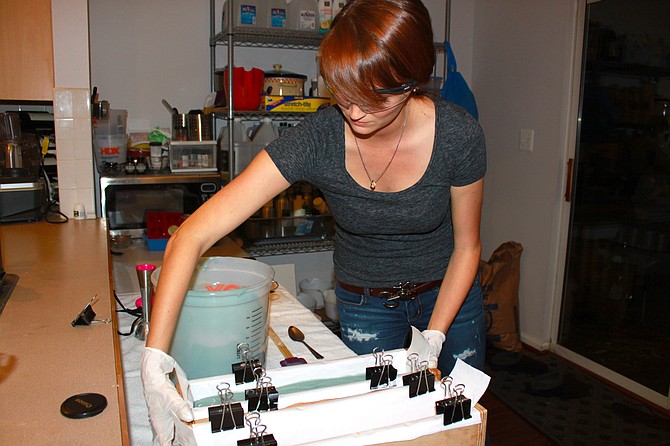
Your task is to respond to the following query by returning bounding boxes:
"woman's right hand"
[141,347,196,446]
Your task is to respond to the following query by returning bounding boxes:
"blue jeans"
[335,276,486,375]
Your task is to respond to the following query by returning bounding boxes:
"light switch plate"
[519,128,534,152]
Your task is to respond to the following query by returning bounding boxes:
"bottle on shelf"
[318,0,332,34]
[218,118,253,175]
[292,192,305,216]
[313,196,329,215]
[251,117,280,157]
[287,0,319,33]
[222,0,262,29]
[267,0,290,29]
[275,191,292,218]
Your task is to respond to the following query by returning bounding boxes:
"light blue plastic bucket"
[151,256,274,379]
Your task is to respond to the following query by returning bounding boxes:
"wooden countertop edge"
[107,226,131,445]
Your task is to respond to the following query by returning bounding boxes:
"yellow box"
[263,96,333,113]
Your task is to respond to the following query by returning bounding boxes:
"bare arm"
[427,178,484,334]
[146,151,291,351]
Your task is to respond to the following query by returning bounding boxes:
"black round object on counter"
[60,393,108,419]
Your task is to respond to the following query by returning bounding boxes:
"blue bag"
[441,41,479,120]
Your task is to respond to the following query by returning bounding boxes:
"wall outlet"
[519,128,534,152]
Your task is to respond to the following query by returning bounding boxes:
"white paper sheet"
[191,357,490,445]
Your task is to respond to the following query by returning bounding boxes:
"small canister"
[172,113,188,141]
[186,112,213,141]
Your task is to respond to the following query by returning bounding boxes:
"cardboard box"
[263,95,333,113]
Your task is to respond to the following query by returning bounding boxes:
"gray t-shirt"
[265,97,486,287]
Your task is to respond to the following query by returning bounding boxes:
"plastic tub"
[151,257,275,379]
[92,109,127,136]
[93,134,128,169]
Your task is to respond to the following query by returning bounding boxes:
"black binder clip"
[439,383,472,425]
[71,295,109,326]
[370,354,398,389]
[402,353,428,386]
[365,347,384,380]
[245,370,279,412]
[233,343,262,384]
[237,411,278,446]
[435,376,454,415]
[208,382,245,433]
[404,359,435,398]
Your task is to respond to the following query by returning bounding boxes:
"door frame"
[549,0,670,410]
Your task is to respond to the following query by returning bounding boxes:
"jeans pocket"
[335,285,366,308]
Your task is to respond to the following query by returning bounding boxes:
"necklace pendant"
[370,181,376,190]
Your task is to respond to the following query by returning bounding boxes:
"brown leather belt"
[337,280,442,298]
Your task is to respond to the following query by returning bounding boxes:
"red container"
[224,67,265,110]
[146,211,186,239]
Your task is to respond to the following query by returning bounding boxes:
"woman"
[142,0,486,444]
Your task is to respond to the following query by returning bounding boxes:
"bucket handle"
[270,280,279,292]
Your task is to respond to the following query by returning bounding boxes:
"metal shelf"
[212,28,444,53]
[212,109,313,121]
[211,27,323,50]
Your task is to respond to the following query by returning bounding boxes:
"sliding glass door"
[558,0,670,401]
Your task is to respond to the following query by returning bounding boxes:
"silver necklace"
[353,102,411,191]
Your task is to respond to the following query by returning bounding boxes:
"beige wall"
[471,0,581,348]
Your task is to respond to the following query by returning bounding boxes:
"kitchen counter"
[0,220,487,445]
[0,219,127,445]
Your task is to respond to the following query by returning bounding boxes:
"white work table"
[117,286,355,445]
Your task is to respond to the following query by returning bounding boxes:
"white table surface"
[117,286,355,445]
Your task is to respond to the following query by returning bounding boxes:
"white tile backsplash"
[75,187,95,218]
[53,87,95,217]
[56,160,77,189]
[74,117,92,143]
[71,89,90,119]
[56,137,75,161]
[53,89,73,118]
[55,117,74,141]
[58,189,77,217]
[75,159,94,188]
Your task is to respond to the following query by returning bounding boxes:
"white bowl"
[296,292,317,312]
[299,277,333,308]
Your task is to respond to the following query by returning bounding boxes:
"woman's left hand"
[421,329,446,369]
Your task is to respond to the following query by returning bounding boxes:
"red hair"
[319,0,435,110]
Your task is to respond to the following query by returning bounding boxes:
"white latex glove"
[141,347,196,446]
[421,329,446,370]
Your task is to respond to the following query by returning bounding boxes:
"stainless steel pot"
[264,64,307,97]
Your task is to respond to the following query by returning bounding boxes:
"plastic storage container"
[93,134,128,170]
[92,109,128,170]
[168,140,217,173]
[92,109,127,136]
[151,257,275,379]
[219,118,253,175]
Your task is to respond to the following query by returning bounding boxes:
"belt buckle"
[380,282,416,309]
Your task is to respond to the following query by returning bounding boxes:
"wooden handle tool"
[268,327,307,366]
